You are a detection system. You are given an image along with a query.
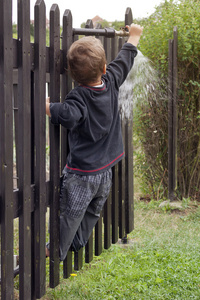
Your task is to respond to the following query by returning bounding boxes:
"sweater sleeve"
[105,43,138,88]
[50,92,87,129]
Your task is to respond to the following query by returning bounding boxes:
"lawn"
[41,198,200,300]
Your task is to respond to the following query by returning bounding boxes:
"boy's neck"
[89,80,102,87]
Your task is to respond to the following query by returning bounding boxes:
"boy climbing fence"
[0,1,135,299]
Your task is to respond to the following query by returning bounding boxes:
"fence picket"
[118,119,126,239]
[0,0,14,299]
[61,9,73,279]
[33,0,46,298]
[17,0,32,298]
[111,37,119,244]
[49,4,60,288]
[94,23,104,257]
[125,120,134,233]
[103,36,112,250]
[95,211,103,256]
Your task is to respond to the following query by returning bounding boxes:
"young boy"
[46,23,143,261]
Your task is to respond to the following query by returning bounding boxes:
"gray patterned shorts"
[60,169,112,219]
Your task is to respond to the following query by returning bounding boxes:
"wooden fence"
[0,1,134,299]
[168,27,178,201]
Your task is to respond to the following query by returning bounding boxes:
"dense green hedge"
[134,0,200,200]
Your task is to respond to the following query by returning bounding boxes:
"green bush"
[134,0,200,200]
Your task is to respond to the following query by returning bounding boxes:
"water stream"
[119,50,167,120]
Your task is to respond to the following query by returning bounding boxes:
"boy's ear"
[103,64,106,74]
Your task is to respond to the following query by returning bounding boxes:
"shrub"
[134,0,200,199]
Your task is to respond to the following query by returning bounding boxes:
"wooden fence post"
[125,7,134,234]
[168,26,178,201]
[118,37,126,240]
[61,9,73,279]
[84,19,94,265]
[0,0,14,299]
[94,23,104,257]
[33,0,46,298]
[110,37,119,245]
[17,0,32,298]
[49,3,60,288]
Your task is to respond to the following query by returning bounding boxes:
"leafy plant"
[134,0,200,200]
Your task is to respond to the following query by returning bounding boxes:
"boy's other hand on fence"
[46,97,51,117]
[126,23,143,47]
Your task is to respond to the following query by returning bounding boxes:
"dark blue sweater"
[50,43,137,175]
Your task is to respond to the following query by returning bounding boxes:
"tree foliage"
[134,0,200,200]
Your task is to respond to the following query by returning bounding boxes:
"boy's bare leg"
[46,247,50,257]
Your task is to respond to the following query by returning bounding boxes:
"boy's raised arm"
[126,23,143,47]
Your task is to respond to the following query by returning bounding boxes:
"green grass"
[41,199,200,300]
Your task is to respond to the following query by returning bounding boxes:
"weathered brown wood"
[0,0,14,299]
[125,119,134,233]
[104,191,112,249]
[125,7,133,26]
[173,27,178,194]
[85,232,93,264]
[61,9,73,169]
[61,9,73,278]
[74,248,83,271]
[33,0,46,298]
[49,3,61,288]
[118,120,126,238]
[111,37,119,244]
[168,39,174,200]
[112,165,119,244]
[17,0,32,298]
[63,250,72,279]
[95,212,103,256]
[168,28,178,202]
[85,19,93,28]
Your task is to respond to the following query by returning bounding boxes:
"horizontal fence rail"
[0,1,134,299]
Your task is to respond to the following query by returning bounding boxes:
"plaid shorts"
[60,169,112,219]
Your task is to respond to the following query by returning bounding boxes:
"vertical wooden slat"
[118,120,126,238]
[85,19,93,29]
[104,37,111,64]
[168,39,174,200]
[104,192,112,249]
[49,4,60,288]
[124,7,134,234]
[95,211,103,256]
[95,23,104,256]
[125,7,133,26]
[118,37,126,239]
[13,81,19,190]
[33,0,46,298]
[103,36,112,250]
[74,248,83,271]
[173,27,178,194]
[81,19,95,264]
[85,233,93,264]
[125,119,134,233]
[61,9,73,279]
[17,0,32,298]
[63,251,72,279]
[111,37,119,244]
[112,165,119,244]
[61,9,73,167]
[168,28,178,202]
[0,0,14,299]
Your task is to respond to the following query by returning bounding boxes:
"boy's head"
[67,36,106,85]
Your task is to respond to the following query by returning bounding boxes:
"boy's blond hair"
[67,36,106,85]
